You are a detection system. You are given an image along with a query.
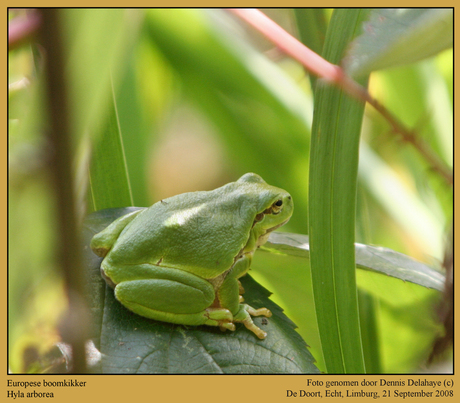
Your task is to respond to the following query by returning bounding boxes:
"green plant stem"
[308,8,368,374]
[39,9,89,374]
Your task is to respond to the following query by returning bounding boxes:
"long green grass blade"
[308,9,369,373]
[358,290,382,373]
[89,88,133,211]
[293,8,328,90]
[61,9,141,140]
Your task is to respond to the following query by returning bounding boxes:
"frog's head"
[237,173,293,245]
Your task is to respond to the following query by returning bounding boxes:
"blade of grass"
[62,9,141,142]
[292,8,328,90]
[358,289,382,373]
[308,9,369,374]
[89,82,133,211]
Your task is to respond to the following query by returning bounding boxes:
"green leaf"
[293,8,328,90]
[357,290,381,374]
[61,9,143,139]
[82,209,320,374]
[345,8,453,78]
[263,232,445,291]
[254,233,443,373]
[89,88,133,211]
[308,9,369,374]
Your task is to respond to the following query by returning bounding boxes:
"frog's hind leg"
[111,265,234,328]
[116,282,234,328]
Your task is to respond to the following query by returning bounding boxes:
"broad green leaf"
[82,209,319,374]
[308,9,369,374]
[263,232,445,291]
[345,9,453,78]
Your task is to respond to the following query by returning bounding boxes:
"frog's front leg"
[217,254,272,339]
[103,262,234,329]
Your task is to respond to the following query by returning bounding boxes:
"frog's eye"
[262,199,283,216]
[271,199,283,215]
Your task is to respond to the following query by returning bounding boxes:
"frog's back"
[108,183,259,279]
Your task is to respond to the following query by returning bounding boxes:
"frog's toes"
[219,322,236,332]
[234,304,272,339]
[204,307,235,329]
[242,316,267,339]
[247,306,272,318]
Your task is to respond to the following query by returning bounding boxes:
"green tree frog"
[90,173,293,339]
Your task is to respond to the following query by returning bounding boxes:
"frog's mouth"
[255,217,290,249]
[264,217,291,235]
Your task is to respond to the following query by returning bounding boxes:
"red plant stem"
[229,8,453,186]
[229,8,369,99]
[229,8,342,83]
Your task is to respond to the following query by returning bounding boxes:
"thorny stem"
[229,8,453,186]
[367,97,453,185]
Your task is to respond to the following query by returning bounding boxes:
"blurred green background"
[9,8,452,373]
